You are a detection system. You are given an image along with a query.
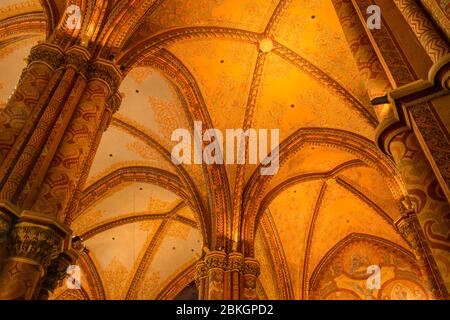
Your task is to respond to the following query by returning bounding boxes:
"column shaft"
[0,44,64,165]
[389,130,450,292]
[393,0,449,63]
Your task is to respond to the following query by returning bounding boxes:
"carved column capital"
[28,43,65,70]
[64,46,92,75]
[87,59,123,94]
[242,258,261,277]
[7,222,64,272]
[195,261,207,278]
[227,252,244,272]
[195,261,207,289]
[204,251,228,271]
[194,252,261,300]
[395,215,420,253]
[395,208,448,299]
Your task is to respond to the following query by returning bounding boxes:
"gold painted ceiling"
[0,0,434,300]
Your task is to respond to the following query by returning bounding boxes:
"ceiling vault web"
[118,27,376,125]
[125,214,172,299]
[80,202,189,240]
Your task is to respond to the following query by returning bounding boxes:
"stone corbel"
[375,54,450,200]
[376,54,450,153]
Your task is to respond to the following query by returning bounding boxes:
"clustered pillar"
[195,251,260,300]
[0,40,122,299]
[385,129,450,295]
[332,0,450,298]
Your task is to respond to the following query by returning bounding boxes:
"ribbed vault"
[0,0,434,300]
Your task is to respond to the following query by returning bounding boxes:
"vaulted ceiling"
[0,0,432,300]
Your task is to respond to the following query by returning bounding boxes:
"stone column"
[0,46,91,207]
[195,261,208,300]
[0,43,64,165]
[0,217,69,300]
[64,91,122,225]
[0,44,122,299]
[195,251,260,300]
[29,59,122,221]
[392,0,449,63]
[332,0,450,296]
[229,252,244,300]
[395,209,447,298]
[241,258,260,300]
[205,251,227,300]
[387,129,450,293]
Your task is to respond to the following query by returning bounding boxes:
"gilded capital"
[7,222,64,269]
[204,251,228,271]
[243,258,260,277]
[28,43,65,70]
[87,59,123,93]
[64,46,92,75]
[228,252,244,272]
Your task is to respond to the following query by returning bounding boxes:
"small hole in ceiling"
[191,249,195,252]
[112,237,115,240]
[172,247,176,250]
[294,190,297,193]
[139,187,143,191]
[311,15,316,19]
[135,90,139,93]
[220,60,224,63]
[291,104,295,108]
[346,220,350,223]
[109,154,113,157]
